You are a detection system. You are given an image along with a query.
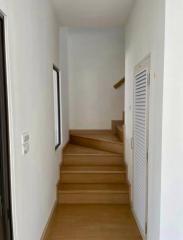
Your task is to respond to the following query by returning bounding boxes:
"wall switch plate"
[21,132,30,155]
[21,133,30,144]
[22,143,30,155]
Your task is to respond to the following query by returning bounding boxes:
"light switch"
[21,132,30,155]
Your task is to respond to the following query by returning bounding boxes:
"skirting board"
[56,139,70,189]
[131,207,146,240]
[41,200,57,240]
[41,139,70,239]
[62,139,70,152]
[58,139,70,172]
[127,179,132,207]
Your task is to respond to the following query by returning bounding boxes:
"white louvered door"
[133,61,150,237]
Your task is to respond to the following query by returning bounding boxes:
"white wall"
[59,28,70,146]
[0,0,60,239]
[125,0,165,239]
[160,1,183,239]
[66,28,125,129]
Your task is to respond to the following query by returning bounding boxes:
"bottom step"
[58,183,129,204]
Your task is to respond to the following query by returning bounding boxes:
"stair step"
[64,143,121,155]
[60,165,126,184]
[58,183,129,204]
[64,155,124,166]
[70,132,123,154]
[58,127,129,205]
[59,183,128,192]
[64,144,123,166]
[61,165,126,172]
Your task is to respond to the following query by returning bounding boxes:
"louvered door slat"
[133,68,149,236]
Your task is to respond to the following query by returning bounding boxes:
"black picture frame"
[53,65,61,150]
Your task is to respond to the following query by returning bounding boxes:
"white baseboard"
[131,207,147,240]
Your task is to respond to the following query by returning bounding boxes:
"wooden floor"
[45,125,142,240]
[45,204,142,240]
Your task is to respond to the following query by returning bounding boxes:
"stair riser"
[70,135,123,154]
[61,173,126,184]
[58,193,129,204]
[63,155,124,166]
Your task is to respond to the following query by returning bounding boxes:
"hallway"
[1,0,183,239]
[45,204,142,240]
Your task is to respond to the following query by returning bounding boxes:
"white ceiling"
[52,0,134,27]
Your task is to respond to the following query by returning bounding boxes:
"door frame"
[131,55,151,240]
[0,12,13,240]
[0,6,22,239]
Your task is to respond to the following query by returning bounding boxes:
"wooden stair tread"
[71,132,123,145]
[61,165,126,173]
[59,183,129,193]
[64,144,121,156]
[63,145,124,166]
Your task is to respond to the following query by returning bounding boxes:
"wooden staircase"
[58,120,129,205]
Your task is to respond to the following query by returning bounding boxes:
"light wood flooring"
[45,205,142,240]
